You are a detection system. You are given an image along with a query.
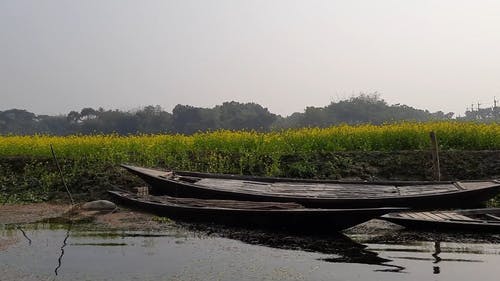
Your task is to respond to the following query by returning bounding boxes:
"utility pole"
[494,97,499,119]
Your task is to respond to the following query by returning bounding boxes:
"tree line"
[1,94,495,135]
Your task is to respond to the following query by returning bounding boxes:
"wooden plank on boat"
[434,212,460,220]
[430,212,453,221]
[485,214,500,221]
[457,181,498,190]
[449,218,485,223]
[380,207,500,232]
[403,212,430,220]
[397,184,458,196]
[195,178,404,199]
[398,213,417,219]
[151,195,305,210]
[442,213,472,221]
[420,212,445,221]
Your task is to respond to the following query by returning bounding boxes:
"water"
[1,224,500,281]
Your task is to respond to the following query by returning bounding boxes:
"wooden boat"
[108,190,405,232]
[381,208,500,232]
[121,164,500,209]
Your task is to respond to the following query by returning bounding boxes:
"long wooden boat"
[121,164,500,209]
[108,190,405,232]
[381,208,500,232]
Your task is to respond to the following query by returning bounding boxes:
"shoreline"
[2,202,500,245]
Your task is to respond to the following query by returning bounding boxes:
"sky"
[1,0,500,117]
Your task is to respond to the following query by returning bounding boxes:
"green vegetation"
[0,121,499,203]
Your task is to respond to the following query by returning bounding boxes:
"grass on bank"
[0,121,499,203]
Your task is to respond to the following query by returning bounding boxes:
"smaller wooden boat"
[381,208,500,232]
[108,190,406,233]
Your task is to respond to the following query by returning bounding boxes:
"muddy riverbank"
[2,202,500,246]
[0,203,172,231]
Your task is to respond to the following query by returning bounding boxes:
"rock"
[82,200,116,211]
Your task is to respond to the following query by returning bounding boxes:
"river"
[1,222,500,281]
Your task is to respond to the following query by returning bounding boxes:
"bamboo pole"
[50,144,75,205]
[429,131,441,181]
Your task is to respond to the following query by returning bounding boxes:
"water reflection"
[2,223,500,281]
[433,241,441,263]
[181,223,406,272]
[365,236,500,280]
[55,224,71,276]
[394,256,482,262]
[17,226,32,245]
[433,241,441,274]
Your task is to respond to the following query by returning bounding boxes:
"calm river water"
[1,223,500,281]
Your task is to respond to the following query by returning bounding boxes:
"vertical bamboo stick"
[429,131,441,181]
[50,144,75,205]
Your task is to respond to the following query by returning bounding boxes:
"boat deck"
[142,194,305,210]
[123,164,499,200]
[396,211,472,221]
[193,178,462,199]
[387,208,500,224]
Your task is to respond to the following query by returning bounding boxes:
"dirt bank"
[0,202,175,231]
[0,203,69,224]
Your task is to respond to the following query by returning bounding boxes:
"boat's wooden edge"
[121,164,500,201]
[122,164,500,186]
[174,170,458,185]
[121,164,459,185]
[107,190,407,213]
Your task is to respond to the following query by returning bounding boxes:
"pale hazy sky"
[1,0,499,116]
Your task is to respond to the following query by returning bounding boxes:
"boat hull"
[121,165,500,209]
[382,208,500,232]
[108,190,405,233]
